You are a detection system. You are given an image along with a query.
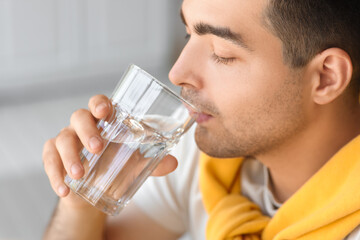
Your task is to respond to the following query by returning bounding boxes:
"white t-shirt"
[132,127,360,239]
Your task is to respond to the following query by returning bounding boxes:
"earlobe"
[311,48,353,105]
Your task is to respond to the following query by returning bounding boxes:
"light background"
[0,1,186,239]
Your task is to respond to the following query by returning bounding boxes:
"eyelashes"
[211,53,236,65]
[184,34,236,65]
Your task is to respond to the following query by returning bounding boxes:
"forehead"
[181,0,288,75]
[182,0,267,31]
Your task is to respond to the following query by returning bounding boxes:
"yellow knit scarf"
[200,135,360,240]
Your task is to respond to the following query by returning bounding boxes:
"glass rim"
[128,64,198,113]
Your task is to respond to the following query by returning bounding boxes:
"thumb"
[151,155,178,176]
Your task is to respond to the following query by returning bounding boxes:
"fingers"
[43,139,70,197]
[151,155,178,176]
[55,127,84,180]
[88,94,112,120]
[43,94,112,199]
[44,94,179,202]
[71,95,113,155]
[70,109,104,154]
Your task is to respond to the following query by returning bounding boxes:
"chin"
[195,126,233,158]
[194,125,254,158]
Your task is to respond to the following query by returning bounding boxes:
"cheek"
[206,67,278,119]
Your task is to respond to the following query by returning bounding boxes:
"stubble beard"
[194,74,306,159]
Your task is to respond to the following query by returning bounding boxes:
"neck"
[257,102,360,203]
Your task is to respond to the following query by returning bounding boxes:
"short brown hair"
[265,0,360,86]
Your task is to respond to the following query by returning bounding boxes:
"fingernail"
[89,136,102,150]
[58,185,68,196]
[96,103,108,113]
[71,163,83,176]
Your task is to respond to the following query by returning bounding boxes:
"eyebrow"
[180,8,252,51]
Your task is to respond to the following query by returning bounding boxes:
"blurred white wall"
[0,1,186,239]
[0,0,186,104]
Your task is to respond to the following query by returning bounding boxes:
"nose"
[168,40,204,90]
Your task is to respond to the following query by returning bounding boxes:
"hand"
[42,94,178,208]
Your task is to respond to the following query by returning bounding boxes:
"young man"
[43,0,360,239]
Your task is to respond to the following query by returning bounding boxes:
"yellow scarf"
[200,135,360,240]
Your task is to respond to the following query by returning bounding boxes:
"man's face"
[169,0,309,158]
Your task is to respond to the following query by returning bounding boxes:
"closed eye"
[212,53,236,65]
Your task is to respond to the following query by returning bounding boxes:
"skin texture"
[169,0,360,202]
[172,0,307,158]
[42,0,360,239]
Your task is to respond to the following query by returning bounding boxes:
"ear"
[309,48,353,105]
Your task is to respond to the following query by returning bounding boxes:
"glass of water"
[64,64,197,215]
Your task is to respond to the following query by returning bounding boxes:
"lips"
[181,89,215,124]
[195,112,213,123]
[184,104,213,124]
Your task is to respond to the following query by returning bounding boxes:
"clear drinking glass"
[64,64,197,215]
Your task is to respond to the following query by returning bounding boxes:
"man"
[43,0,360,239]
